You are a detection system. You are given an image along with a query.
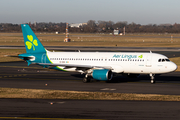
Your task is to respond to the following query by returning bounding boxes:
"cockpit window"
[166,59,170,61]
[158,58,170,62]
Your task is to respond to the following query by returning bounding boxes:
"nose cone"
[169,62,177,72]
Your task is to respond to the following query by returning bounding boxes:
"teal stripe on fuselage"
[46,52,67,72]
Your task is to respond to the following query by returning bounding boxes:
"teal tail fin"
[21,24,46,53]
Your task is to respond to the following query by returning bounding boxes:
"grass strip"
[1,33,180,47]
[0,49,25,62]
[0,87,180,101]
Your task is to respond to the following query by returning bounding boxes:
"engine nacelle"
[92,69,113,81]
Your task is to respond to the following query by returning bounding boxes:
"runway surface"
[0,61,180,119]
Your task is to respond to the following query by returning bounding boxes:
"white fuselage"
[47,51,177,74]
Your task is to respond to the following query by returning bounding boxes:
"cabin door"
[146,56,152,67]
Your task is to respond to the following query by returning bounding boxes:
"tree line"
[1,20,180,33]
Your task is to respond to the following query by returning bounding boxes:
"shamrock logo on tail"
[26,35,38,51]
[138,55,143,59]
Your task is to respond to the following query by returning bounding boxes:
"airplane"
[18,24,177,84]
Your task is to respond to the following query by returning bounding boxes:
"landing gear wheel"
[83,77,91,83]
[150,73,155,84]
[151,79,155,84]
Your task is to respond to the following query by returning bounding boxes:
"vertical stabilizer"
[21,24,46,53]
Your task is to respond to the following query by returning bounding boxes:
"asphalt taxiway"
[0,61,180,95]
[0,99,180,120]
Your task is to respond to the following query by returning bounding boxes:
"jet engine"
[92,69,113,81]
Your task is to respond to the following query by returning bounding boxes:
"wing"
[36,63,112,70]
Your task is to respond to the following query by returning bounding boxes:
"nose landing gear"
[150,73,155,84]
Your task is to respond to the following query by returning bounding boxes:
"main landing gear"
[150,73,155,84]
[83,74,91,83]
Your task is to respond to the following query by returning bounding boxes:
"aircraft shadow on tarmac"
[71,73,180,83]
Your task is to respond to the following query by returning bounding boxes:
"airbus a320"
[18,24,177,84]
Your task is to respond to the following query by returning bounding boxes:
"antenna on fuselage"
[150,50,152,53]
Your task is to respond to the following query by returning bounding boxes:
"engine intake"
[92,69,113,81]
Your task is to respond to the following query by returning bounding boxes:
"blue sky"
[1,0,180,25]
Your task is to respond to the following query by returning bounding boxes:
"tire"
[151,79,155,84]
[83,77,91,83]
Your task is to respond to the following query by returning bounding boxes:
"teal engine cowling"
[92,69,113,81]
